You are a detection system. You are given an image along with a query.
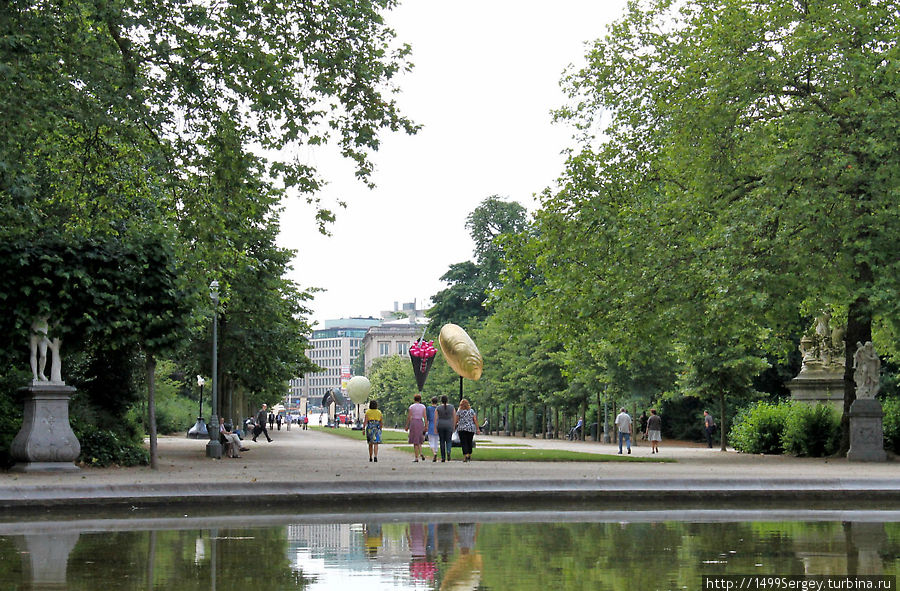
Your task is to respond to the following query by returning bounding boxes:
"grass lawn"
[389,445,673,463]
[309,425,408,444]
[312,427,671,462]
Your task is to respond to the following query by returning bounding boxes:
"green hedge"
[730,400,791,454]
[882,398,900,454]
[782,403,840,457]
[76,429,149,467]
[731,400,840,457]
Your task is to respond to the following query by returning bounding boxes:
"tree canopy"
[0,0,417,462]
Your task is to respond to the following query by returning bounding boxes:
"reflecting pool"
[2,510,899,590]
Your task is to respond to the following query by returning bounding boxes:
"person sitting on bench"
[219,417,246,458]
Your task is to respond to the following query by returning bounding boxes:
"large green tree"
[428,196,528,331]
[0,0,417,459]
[533,0,899,451]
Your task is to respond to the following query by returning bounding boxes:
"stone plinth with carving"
[788,313,846,411]
[10,383,81,472]
[847,398,887,462]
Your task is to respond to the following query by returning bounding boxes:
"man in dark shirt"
[254,403,273,443]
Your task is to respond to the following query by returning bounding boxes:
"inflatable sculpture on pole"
[439,323,483,399]
[409,338,437,392]
[347,375,371,429]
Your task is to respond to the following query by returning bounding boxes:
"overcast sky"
[277,1,629,324]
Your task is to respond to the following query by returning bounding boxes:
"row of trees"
[368,0,900,452]
[0,0,417,466]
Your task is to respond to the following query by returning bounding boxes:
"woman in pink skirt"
[405,393,428,462]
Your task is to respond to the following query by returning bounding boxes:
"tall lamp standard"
[186,375,208,439]
[206,280,222,458]
[197,375,205,419]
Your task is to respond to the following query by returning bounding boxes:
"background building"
[288,301,430,411]
[294,318,381,409]
[361,321,428,373]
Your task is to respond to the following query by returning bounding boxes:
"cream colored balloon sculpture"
[439,323,483,381]
[347,375,372,404]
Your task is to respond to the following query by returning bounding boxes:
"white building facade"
[292,318,381,409]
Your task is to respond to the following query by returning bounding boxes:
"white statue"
[853,341,880,399]
[29,317,63,384]
[29,318,49,382]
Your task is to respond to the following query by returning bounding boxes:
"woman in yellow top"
[363,400,383,462]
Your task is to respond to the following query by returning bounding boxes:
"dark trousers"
[705,426,714,447]
[458,430,475,456]
[254,425,272,442]
[437,425,453,460]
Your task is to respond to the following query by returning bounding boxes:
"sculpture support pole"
[459,376,463,401]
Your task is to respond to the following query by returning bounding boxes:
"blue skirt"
[366,421,382,444]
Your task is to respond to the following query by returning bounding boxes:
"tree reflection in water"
[0,517,897,590]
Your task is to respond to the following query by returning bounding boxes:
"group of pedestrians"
[413,394,480,463]
[362,394,481,463]
[615,407,664,454]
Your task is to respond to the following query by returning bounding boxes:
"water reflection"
[0,512,898,590]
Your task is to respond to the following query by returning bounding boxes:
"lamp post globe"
[206,280,223,458]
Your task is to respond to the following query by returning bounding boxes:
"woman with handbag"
[405,393,428,462]
[454,399,480,463]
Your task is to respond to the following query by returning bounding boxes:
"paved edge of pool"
[1,478,900,509]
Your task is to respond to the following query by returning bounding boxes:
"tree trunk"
[596,391,601,442]
[522,404,527,438]
[554,407,559,439]
[840,290,873,455]
[505,403,510,436]
[581,398,587,441]
[718,391,726,452]
[146,354,159,470]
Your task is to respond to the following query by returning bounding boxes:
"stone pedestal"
[10,383,81,472]
[788,371,845,412]
[847,398,887,462]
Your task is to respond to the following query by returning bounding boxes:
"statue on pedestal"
[29,317,63,384]
[797,312,845,376]
[853,341,880,399]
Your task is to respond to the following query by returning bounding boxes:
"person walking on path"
[426,396,440,462]
[454,399,480,462]
[406,394,428,462]
[364,400,383,462]
[639,411,649,441]
[646,409,662,454]
[276,414,282,431]
[286,414,291,431]
[268,412,275,431]
[303,415,309,430]
[615,408,632,454]
[704,410,716,448]
[253,403,273,443]
[435,395,456,462]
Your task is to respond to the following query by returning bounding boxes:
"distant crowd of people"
[218,398,718,463]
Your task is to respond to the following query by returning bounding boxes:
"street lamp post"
[206,280,222,458]
[186,375,208,439]
[197,375,205,419]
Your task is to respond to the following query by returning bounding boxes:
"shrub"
[881,397,900,455]
[730,400,790,454]
[76,429,149,467]
[152,395,198,435]
[782,403,840,457]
